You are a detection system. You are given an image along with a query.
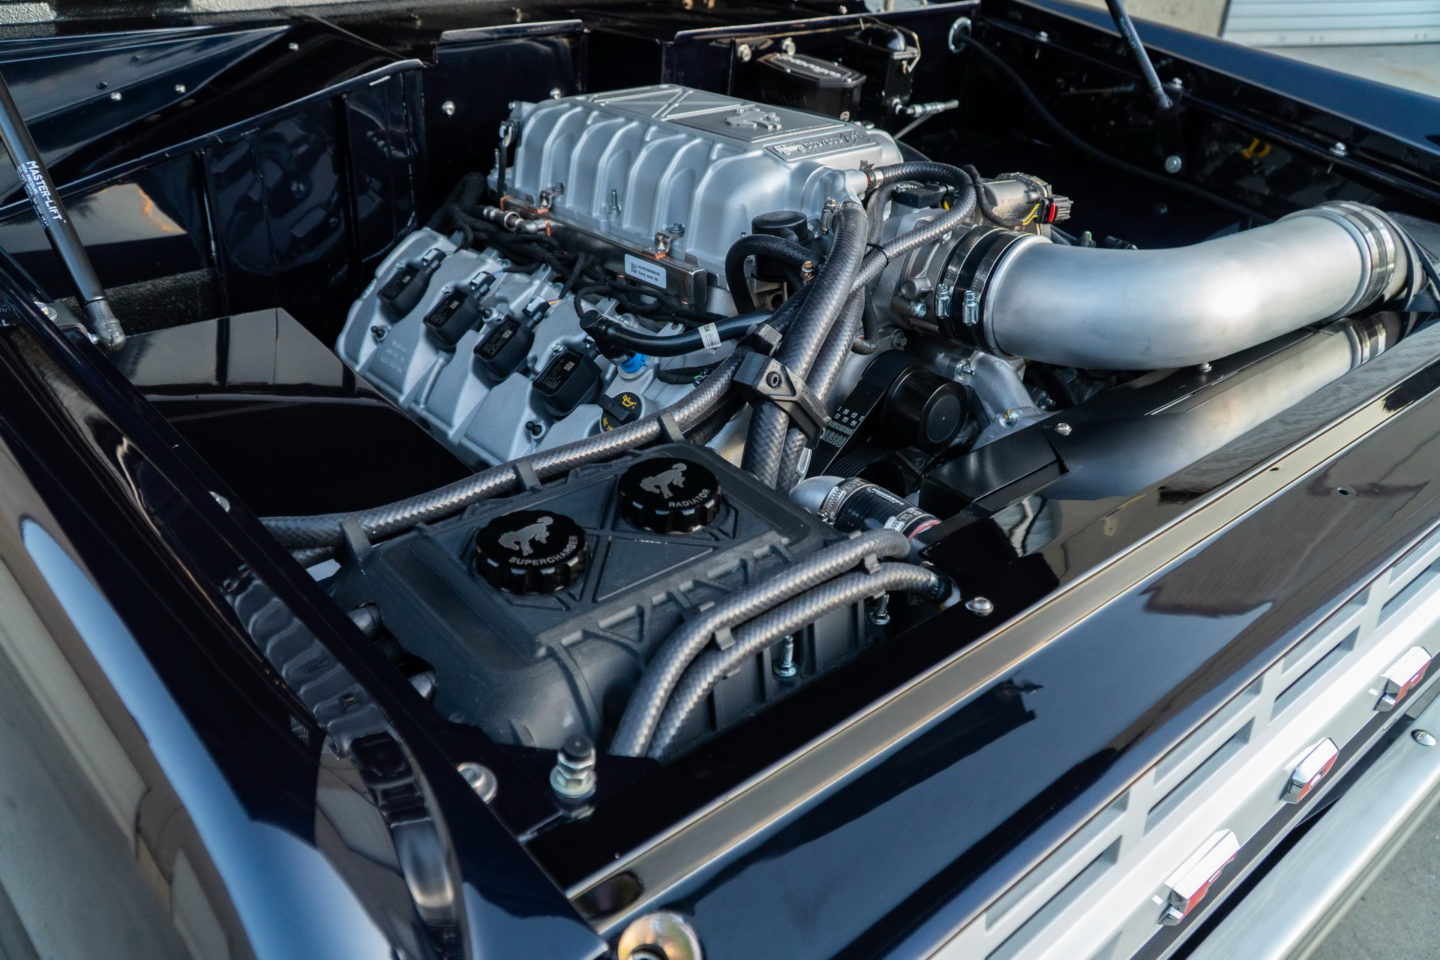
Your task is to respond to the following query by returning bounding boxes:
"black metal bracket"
[734,350,829,440]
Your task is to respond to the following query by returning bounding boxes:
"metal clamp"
[734,351,829,440]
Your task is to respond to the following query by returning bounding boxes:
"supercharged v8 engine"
[19,3,1440,954]
[305,80,1438,767]
[335,85,906,464]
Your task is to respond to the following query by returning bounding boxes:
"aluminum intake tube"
[979,202,1414,370]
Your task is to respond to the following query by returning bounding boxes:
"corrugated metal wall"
[1223,0,1440,46]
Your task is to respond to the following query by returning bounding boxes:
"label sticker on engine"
[697,322,721,350]
[624,254,668,290]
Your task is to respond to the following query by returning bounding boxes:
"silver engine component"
[335,229,707,467]
[881,200,1419,371]
[502,85,901,283]
[337,85,904,468]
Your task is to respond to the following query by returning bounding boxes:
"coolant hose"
[743,202,869,486]
[981,201,1418,369]
[582,309,769,357]
[609,528,911,757]
[263,353,743,552]
[647,563,949,758]
[775,293,866,489]
[725,234,816,313]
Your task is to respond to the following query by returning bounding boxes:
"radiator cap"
[474,510,588,594]
[618,457,721,533]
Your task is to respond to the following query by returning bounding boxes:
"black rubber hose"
[581,309,770,357]
[952,32,1268,223]
[724,234,816,313]
[855,294,882,355]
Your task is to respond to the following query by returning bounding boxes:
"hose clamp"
[1287,202,1403,316]
[933,226,1040,351]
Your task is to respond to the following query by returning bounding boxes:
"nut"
[550,735,597,799]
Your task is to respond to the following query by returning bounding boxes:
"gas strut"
[0,70,125,350]
[1103,0,1174,112]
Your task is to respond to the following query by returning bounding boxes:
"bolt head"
[1415,730,1437,747]
[441,99,456,116]
[174,83,187,94]
[766,371,783,388]
[1164,154,1183,174]
[549,87,563,99]
[287,41,300,51]
[909,300,929,319]
[781,37,796,55]
[617,913,703,960]
[1331,141,1349,158]
[736,43,753,62]
[1054,421,1072,437]
[965,596,995,616]
[458,761,498,802]
[108,91,123,102]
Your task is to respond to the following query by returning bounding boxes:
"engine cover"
[325,444,870,752]
[503,84,901,280]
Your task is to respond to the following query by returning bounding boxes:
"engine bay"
[18,0,1439,919]
[281,75,1437,767]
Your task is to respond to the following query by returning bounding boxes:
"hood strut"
[0,69,125,350]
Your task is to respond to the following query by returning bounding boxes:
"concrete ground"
[1258,44,1440,99]
[1309,801,1440,960]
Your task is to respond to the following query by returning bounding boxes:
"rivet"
[965,596,994,616]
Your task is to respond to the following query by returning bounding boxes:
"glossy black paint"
[109,308,470,514]
[0,1,1437,958]
[0,282,607,956]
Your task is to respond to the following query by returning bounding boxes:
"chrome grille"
[934,520,1440,960]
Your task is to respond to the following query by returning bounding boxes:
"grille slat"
[934,520,1440,960]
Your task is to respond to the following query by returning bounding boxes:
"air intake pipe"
[889,201,1423,370]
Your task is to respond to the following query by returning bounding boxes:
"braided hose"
[264,354,742,551]
[724,234,815,313]
[609,529,910,757]
[743,202,869,486]
[775,292,866,490]
[647,563,948,758]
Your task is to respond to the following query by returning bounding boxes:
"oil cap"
[474,510,588,594]
[618,457,721,534]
